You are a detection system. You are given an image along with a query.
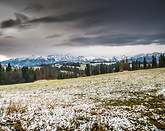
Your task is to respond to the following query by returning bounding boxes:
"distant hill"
[1,52,164,66]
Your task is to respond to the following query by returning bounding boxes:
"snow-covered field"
[0,68,165,130]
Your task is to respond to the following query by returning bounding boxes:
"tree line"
[0,54,165,85]
[0,63,79,85]
[0,64,58,85]
[84,54,165,76]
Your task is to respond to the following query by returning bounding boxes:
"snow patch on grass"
[0,68,165,130]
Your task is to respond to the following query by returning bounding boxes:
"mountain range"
[1,52,164,67]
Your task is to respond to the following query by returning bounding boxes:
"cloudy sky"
[0,0,165,61]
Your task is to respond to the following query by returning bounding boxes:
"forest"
[0,54,165,85]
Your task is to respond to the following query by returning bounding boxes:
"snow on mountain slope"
[1,52,164,66]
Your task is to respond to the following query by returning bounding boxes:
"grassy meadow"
[0,68,165,130]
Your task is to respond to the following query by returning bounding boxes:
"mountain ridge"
[1,52,164,67]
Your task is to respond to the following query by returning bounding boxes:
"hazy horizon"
[1,51,165,63]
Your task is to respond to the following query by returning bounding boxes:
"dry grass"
[0,68,165,130]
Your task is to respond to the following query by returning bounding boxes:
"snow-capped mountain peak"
[1,52,164,67]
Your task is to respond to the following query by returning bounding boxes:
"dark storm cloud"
[28,7,110,24]
[0,13,29,28]
[5,36,15,39]
[29,16,61,23]
[1,19,19,28]
[63,33,165,46]
[14,13,29,22]
[2,0,165,29]
[46,34,62,39]
[0,0,165,48]
[23,3,45,12]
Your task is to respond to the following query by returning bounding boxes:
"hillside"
[0,68,165,130]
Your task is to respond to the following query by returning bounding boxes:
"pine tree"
[93,65,99,75]
[100,64,103,74]
[143,57,147,69]
[138,61,141,69]
[158,54,165,67]
[0,63,4,85]
[73,66,77,78]
[159,54,162,67]
[22,66,30,82]
[6,63,12,72]
[100,64,106,74]
[109,65,112,73]
[85,64,90,76]
[132,61,136,70]
[28,67,36,82]
[162,54,165,67]
[164,54,165,66]
[115,62,119,72]
[105,65,108,73]
[135,60,138,70]
[0,63,2,84]
[152,55,157,68]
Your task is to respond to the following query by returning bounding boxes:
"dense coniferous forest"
[0,54,165,85]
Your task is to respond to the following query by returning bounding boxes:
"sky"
[0,0,165,61]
